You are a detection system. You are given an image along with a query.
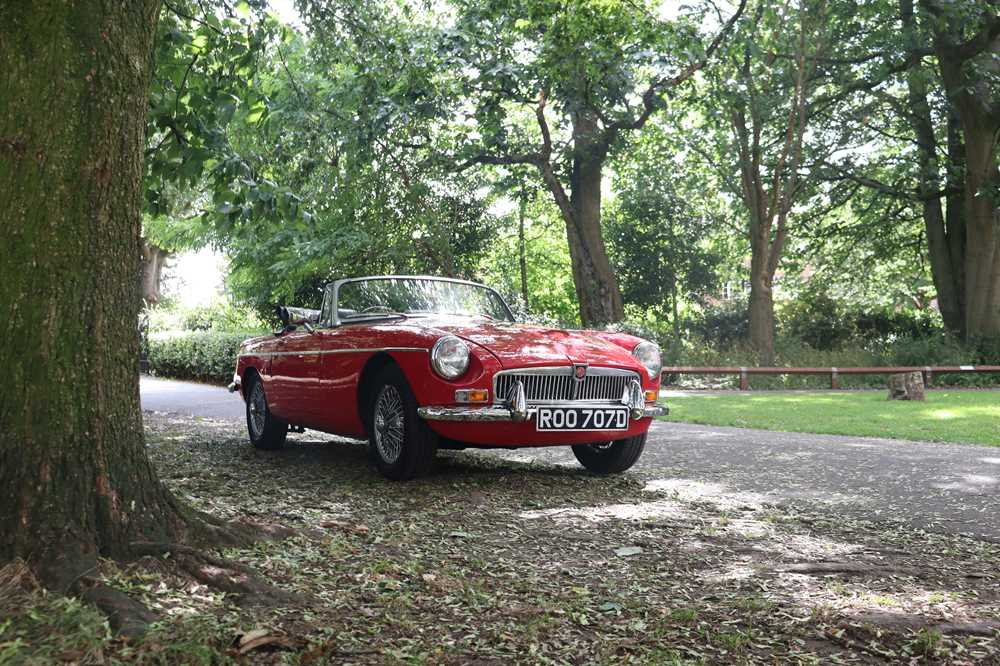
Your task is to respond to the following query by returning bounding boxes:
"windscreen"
[336,278,512,322]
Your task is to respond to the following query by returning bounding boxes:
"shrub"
[854,310,939,343]
[888,334,968,367]
[690,300,749,348]
[147,302,266,334]
[147,331,263,384]
[971,335,1000,365]
[780,294,855,350]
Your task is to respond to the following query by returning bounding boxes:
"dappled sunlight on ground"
[641,477,772,510]
[22,412,989,663]
[519,498,689,523]
[642,475,866,509]
[932,473,998,493]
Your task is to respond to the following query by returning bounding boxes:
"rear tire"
[246,376,287,450]
[368,365,438,480]
[572,433,646,475]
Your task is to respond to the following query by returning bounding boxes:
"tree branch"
[605,0,749,135]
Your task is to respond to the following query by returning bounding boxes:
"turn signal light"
[644,390,657,403]
[455,389,489,403]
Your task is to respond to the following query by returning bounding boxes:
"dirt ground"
[2,413,999,664]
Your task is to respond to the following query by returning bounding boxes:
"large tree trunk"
[945,109,966,318]
[565,112,624,326]
[748,241,777,364]
[926,4,1000,338]
[901,0,966,336]
[962,127,1000,335]
[0,0,194,585]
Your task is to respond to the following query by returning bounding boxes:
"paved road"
[140,376,1000,541]
[141,376,247,420]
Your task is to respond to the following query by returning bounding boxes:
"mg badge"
[571,363,588,400]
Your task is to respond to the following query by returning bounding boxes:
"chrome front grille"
[493,367,640,404]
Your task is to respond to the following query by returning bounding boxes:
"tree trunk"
[565,111,624,327]
[517,194,529,313]
[748,253,776,365]
[141,240,169,305]
[670,279,681,346]
[0,0,194,585]
[927,6,1000,337]
[730,0,814,365]
[945,109,966,317]
[901,0,966,336]
[962,126,1000,335]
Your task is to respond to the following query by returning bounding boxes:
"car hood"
[414,316,640,370]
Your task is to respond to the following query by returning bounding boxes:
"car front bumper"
[417,404,668,423]
[418,377,667,423]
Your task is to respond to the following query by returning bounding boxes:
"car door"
[267,330,322,425]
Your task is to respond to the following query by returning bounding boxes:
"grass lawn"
[662,390,1000,446]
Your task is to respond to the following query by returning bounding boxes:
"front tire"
[368,365,437,480]
[572,433,646,475]
[246,377,287,450]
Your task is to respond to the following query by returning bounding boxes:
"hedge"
[147,330,265,384]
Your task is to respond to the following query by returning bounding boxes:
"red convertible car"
[230,276,666,480]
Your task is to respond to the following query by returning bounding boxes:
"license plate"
[535,406,629,432]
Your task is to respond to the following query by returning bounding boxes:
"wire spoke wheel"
[374,385,405,464]
[249,382,267,438]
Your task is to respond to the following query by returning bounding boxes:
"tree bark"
[517,193,529,313]
[141,240,169,305]
[670,279,681,346]
[565,111,624,326]
[748,274,776,363]
[945,109,966,315]
[0,0,198,586]
[923,1,1000,337]
[901,0,966,336]
[961,124,1000,336]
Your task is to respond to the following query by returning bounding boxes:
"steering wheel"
[361,305,395,314]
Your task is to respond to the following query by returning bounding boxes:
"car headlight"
[632,341,661,380]
[431,335,470,380]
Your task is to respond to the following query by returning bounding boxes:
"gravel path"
[140,376,1000,542]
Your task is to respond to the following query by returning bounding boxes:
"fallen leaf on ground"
[235,628,293,654]
[615,546,644,557]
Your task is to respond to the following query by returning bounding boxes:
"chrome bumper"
[417,378,668,423]
[417,404,668,423]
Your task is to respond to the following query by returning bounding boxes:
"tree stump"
[887,372,925,401]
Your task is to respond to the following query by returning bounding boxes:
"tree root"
[175,502,295,549]
[853,611,1000,637]
[131,541,300,606]
[80,581,157,639]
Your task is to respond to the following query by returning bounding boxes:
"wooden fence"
[660,365,1000,390]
